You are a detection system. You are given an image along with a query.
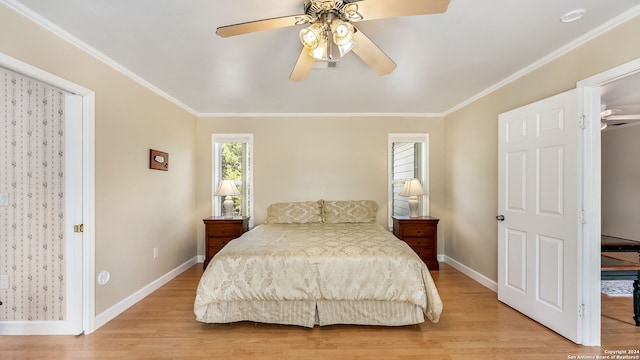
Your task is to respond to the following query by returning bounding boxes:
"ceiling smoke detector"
[561,9,586,23]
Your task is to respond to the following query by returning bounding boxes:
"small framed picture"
[149,149,168,171]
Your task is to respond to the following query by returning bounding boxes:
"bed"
[194,200,443,328]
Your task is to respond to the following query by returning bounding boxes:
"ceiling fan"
[601,108,640,130]
[216,0,451,81]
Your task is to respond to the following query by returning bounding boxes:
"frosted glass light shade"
[332,21,354,46]
[300,23,324,49]
[331,20,355,56]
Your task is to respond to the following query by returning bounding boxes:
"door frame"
[576,57,640,346]
[0,52,96,334]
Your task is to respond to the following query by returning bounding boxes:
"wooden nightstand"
[203,216,249,269]
[392,216,440,270]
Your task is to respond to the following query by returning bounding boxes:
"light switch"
[0,275,8,290]
[0,193,8,207]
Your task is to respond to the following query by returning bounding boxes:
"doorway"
[578,57,640,346]
[0,53,96,335]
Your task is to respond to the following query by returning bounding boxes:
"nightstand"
[203,216,249,269]
[392,216,440,270]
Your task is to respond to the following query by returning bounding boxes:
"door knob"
[496,215,505,221]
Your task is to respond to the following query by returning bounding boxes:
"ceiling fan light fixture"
[300,23,324,49]
[311,0,337,11]
[330,20,355,56]
[342,3,363,21]
[309,41,329,60]
[336,42,355,57]
[332,21,354,45]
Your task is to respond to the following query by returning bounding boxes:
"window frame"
[387,133,430,229]
[212,134,254,227]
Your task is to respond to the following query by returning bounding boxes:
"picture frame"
[149,149,169,171]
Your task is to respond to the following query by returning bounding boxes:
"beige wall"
[601,125,640,240]
[444,16,640,281]
[196,116,445,255]
[0,5,197,314]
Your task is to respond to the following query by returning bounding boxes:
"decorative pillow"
[265,201,323,224]
[323,200,378,223]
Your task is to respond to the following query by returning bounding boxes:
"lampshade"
[399,178,426,197]
[215,180,240,196]
[215,180,240,218]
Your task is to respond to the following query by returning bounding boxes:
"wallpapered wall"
[0,68,66,321]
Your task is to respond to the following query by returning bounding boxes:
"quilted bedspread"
[194,222,442,323]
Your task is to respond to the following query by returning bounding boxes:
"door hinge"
[578,210,586,224]
[578,115,588,130]
[74,224,84,233]
[578,304,585,318]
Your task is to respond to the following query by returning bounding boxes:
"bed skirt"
[197,300,425,328]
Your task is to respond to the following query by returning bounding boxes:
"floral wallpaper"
[0,68,66,321]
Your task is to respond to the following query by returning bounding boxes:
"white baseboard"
[441,255,498,292]
[94,257,198,330]
[0,320,80,335]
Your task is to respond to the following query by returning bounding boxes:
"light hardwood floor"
[1,263,638,359]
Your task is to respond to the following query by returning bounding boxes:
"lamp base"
[223,196,234,218]
[408,197,419,218]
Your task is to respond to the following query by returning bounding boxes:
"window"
[388,134,429,227]
[212,134,253,227]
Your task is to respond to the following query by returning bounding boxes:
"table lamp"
[399,178,426,218]
[215,180,240,218]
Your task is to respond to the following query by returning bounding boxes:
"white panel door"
[498,89,581,343]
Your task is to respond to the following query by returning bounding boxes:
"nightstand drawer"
[402,224,435,237]
[403,237,434,247]
[207,237,232,248]
[411,246,435,259]
[207,244,225,255]
[208,224,243,238]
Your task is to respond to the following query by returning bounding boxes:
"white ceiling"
[5,0,640,115]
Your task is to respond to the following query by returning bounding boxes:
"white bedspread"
[194,223,442,325]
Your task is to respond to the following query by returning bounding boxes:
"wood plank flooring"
[1,263,638,359]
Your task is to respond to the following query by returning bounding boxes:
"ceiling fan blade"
[216,14,311,37]
[603,115,640,122]
[356,0,450,21]
[290,48,316,82]
[351,27,397,76]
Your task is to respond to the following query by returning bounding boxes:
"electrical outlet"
[0,275,9,289]
[153,247,159,259]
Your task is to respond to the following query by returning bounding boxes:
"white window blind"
[388,134,429,228]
